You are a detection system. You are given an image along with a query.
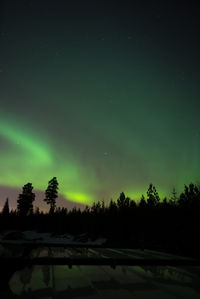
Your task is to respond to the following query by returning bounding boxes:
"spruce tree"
[17,183,35,216]
[139,194,146,208]
[147,184,160,207]
[44,177,59,213]
[2,197,9,216]
[170,187,178,205]
[147,183,155,206]
[117,192,126,209]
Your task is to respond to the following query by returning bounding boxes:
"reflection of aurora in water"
[3,248,200,298]
[8,264,200,298]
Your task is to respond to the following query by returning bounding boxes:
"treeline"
[0,179,200,258]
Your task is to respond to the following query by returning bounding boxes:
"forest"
[0,177,200,259]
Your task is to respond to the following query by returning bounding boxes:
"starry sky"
[0,0,200,211]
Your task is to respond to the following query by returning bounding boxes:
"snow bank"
[0,230,107,246]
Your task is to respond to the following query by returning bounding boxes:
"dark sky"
[0,0,200,210]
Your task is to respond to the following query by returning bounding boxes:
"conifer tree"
[147,184,160,207]
[44,177,59,213]
[2,197,9,216]
[169,187,178,205]
[139,194,146,208]
[147,183,155,206]
[17,183,35,216]
[117,192,126,209]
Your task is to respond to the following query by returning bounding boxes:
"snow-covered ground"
[0,230,107,247]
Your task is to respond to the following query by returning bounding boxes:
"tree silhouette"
[147,183,160,207]
[44,177,59,213]
[91,201,101,214]
[138,194,146,208]
[17,183,35,216]
[34,206,40,215]
[162,197,168,207]
[2,197,9,216]
[178,183,200,208]
[1,178,200,258]
[147,183,154,206]
[170,187,178,205]
[117,192,130,209]
[130,198,137,209]
[108,199,118,214]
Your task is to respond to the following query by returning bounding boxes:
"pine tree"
[2,197,9,216]
[17,183,35,216]
[44,177,59,213]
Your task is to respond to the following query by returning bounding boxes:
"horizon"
[1,1,200,210]
[0,180,199,213]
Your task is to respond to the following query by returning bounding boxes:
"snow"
[0,230,107,247]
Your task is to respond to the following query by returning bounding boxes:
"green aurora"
[0,115,96,205]
[0,1,200,209]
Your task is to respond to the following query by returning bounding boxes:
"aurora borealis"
[0,1,200,211]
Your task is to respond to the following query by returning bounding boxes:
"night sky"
[0,0,200,211]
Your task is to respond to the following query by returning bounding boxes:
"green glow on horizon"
[126,188,167,202]
[64,192,94,205]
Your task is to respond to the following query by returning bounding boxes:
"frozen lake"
[0,246,200,298]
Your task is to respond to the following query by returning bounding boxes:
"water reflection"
[42,265,50,287]
[0,246,199,298]
[8,265,200,298]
